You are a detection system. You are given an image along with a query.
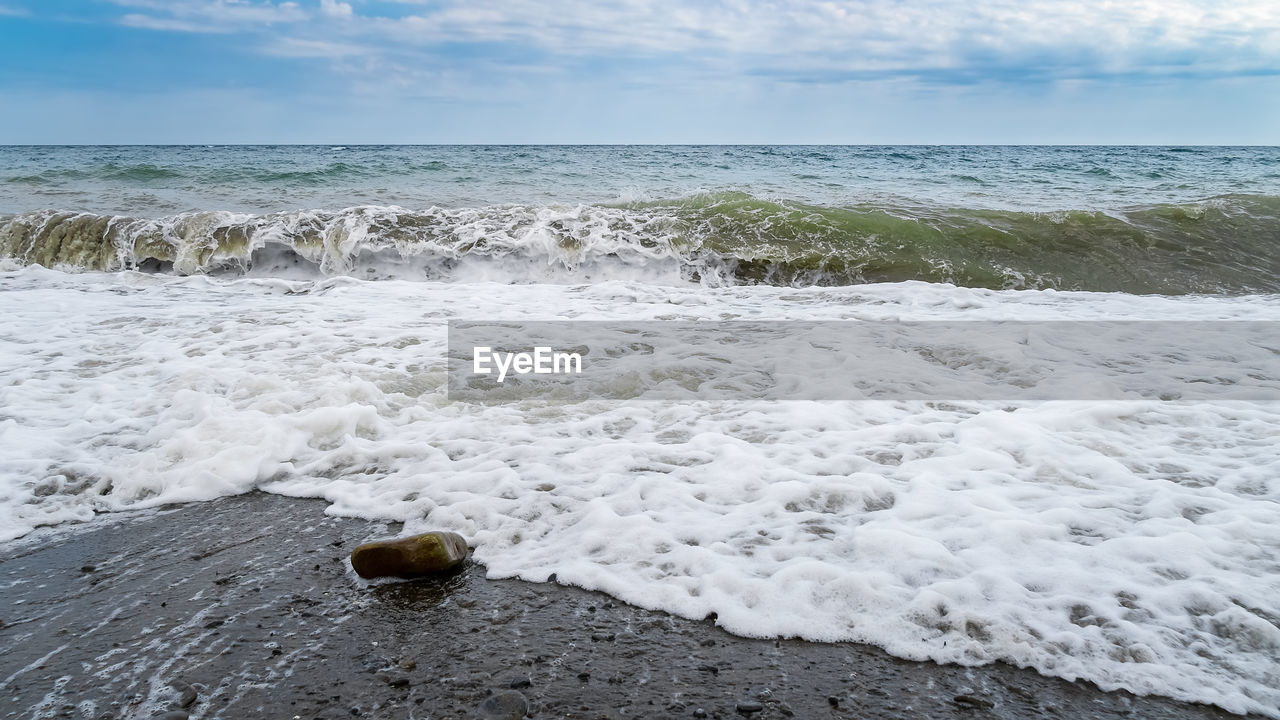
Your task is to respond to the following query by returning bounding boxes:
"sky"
[0,0,1277,144]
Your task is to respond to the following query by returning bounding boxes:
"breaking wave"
[3,192,1279,293]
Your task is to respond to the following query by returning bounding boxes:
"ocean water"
[4,145,1280,293]
[2,146,1279,715]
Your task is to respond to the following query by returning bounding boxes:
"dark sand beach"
[0,493,1260,720]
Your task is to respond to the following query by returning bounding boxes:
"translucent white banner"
[447,321,1280,402]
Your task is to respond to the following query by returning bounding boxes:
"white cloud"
[106,0,1280,83]
[264,37,363,57]
[371,0,1280,78]
[319,0,351,18]
[112,0,308,32]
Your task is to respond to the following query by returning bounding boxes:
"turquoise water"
[4,145,1279,214]
[2,145,1279,292]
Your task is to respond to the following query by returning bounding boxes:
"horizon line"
[1,142,1277,148]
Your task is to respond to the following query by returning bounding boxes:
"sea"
[2,145,1278,715]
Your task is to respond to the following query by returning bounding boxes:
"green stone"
[350,531,468,579]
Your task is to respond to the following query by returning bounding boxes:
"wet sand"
[0,493,1260,719]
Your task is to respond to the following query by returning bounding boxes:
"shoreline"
[0,493,1260,720]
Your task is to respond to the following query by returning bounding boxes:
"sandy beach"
[0,493,1262,720]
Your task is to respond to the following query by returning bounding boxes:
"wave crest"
[3,193,1279,293]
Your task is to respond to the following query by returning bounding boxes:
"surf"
[3,193,1279,294]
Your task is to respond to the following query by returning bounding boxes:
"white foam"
[1,205,701,285]
[1,267,1278,716]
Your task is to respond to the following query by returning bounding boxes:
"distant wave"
[2,159,456,188]
[5,163,186,184]
[3,192,1279,294]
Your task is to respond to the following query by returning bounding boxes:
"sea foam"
[1,267,1278,716]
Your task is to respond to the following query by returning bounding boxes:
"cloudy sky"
[0,0,1277,143]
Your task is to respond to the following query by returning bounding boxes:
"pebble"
[735,700,764,713]
[170,680,197,709]
[375,672,410,688]
[478,690,529,719]
[953,693,995,710]
[350,531,468,579]
[509,676,532,689]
